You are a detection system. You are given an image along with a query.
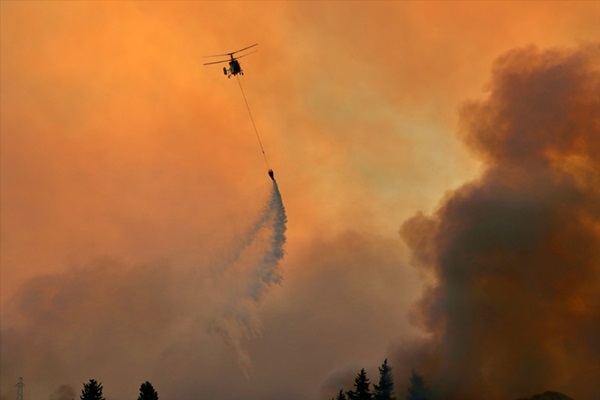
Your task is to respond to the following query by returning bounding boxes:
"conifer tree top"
[347,368,373,400]
[138,381,159,400]
[80,379,105,400]
[374,359,396,400]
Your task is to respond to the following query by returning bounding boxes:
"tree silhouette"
[138,381,159,400]
[331,389,347,400]
[405,371,432,400]
[347,368,372,400]
[373,359,396,400]
[80,379,105,400]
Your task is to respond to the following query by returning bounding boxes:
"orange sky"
[1,2,598,400]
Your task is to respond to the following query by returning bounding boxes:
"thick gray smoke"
[397,44,600,399]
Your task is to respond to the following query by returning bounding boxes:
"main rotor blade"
[203,53,232,58]
[203,59,229,66]
[203,43,258,58]
[235,50,258,60]
[231,43,258,55]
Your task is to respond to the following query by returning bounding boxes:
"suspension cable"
[236,76,270,169]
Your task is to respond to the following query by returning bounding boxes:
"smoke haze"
[2,2,598,400]
[49,385,75,400]
[399,44,600,399]
[1,181,287,399]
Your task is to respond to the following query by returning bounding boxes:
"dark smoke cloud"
[398,44,600,400]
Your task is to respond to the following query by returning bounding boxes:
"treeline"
[79,379,158,400]
[331,359,432,400]
[77,360,431,400]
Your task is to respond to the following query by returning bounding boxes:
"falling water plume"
[210,179,287,378]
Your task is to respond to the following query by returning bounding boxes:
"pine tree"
[347,368,372,400]
[373,359,396,400]
[138,381,159,400]
[80,379,105,400]
[405,371,432,400]
[331,389,347,400]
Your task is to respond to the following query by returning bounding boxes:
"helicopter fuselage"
[224,59,243,77]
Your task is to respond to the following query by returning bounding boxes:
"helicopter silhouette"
[203,43,258,78]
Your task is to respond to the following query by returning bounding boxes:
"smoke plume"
[398,44,600,399]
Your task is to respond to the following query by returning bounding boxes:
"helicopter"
[203,43,258,78]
